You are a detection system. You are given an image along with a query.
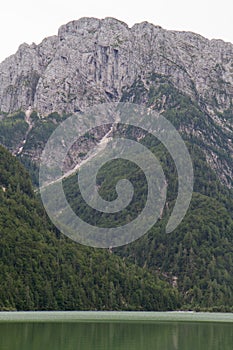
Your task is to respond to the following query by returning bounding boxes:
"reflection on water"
[0,321,232,350]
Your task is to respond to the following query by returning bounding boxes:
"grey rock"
[0,17,233,117]
[0,17,232,187]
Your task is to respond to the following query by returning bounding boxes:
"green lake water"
[0,312,232,349]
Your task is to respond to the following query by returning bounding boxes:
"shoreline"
[0,311,233,323]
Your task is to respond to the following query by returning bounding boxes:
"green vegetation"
[67,169,233,312]
[0,145,179,311]
[60,128,233,311]
[0,73,232,312]
[23,112,67,151]
[0,112,28,151]
[121,74,233,188]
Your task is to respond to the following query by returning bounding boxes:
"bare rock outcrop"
[0,17,233,117]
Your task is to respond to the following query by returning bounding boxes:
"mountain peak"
[0,17,232,116]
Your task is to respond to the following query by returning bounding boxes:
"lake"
[0,312,232,349]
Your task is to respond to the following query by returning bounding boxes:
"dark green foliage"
[0,145,179,311]
[121,74,233,188]
[117,193,233,311]
[23,113,65,151]
[61,129,233,311]
[0,73,232,312]
[0,112,28,151]
[18,155,39,187]
[0,112,69,186]
[63,159,148,228]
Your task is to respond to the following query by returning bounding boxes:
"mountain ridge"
[0,17,232,187]
[1,17,233,117]
[0,18,233,311]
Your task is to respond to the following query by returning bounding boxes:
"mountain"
[0,18,232,311]
[0,144,179,311]
[60,133,233,311]
[1,17,233,117]
[0,17,232,187]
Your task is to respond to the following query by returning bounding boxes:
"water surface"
[0,312,232,349]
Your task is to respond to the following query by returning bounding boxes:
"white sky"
[0,0,233,63]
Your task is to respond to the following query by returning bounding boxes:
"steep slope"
[0,145,179,311]
[0,18,232,312]
[0,76,232,188]
[61,139,233,311]
[120,74,233,187]
[1,17,233,119]
[0,18,232,187]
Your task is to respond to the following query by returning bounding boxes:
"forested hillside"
[0,145,179,311]
[0,17,232,312]
[0,77,232,311]
[62,129,233,311]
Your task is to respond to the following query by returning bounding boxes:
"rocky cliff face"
[1,17,233,118]
[0,17,232,187]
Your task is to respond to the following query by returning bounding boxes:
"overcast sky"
[0,0,232,63]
